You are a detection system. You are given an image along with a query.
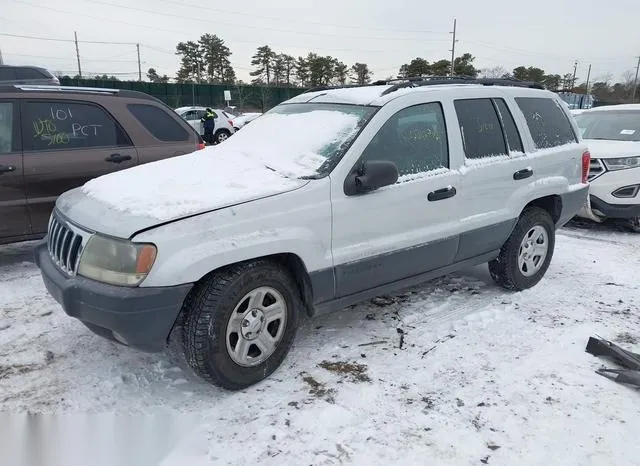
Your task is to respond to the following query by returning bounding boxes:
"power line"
[88,0,445,42]
[8,1,391,54]
[4,52,140,62]
[106,0,448,35]
[0,32,136,45]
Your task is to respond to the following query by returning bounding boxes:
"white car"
[36,79,589,390]
[574,104,640,232]
[174,106,235,143]
[231,112,262,131]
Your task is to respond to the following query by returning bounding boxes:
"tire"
[214,129,231,144]
[489,207,555,291]
[626,216,640,233]
[182,260,301,390]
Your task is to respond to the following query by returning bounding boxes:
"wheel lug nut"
[242,320,249,327]
[252,310,258,317]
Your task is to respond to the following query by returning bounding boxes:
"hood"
[58,148,309,239]
[585,139,640,159]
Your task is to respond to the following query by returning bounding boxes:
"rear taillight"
[197,134,205,150]
[581,150,591,184]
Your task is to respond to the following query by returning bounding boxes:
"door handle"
[513,168,533,180]
[0,165,16,174]
[105,154,132,163]
[428,186,457,202]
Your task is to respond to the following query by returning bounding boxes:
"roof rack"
[13,85,120,95]
[378,76,545,96]
[302,76,544,97]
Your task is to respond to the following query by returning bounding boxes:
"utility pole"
[136,43,142,81]
[585,64,591,94]
[632,56,640,102]
[449,19,457,77]
[571,60,578,89]
[74,31,82,78]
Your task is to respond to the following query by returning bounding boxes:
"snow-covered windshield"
[221,103,377,177]
[575,111,640,142]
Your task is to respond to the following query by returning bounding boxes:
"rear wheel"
[182,260,301,390]
[214,129,230,144]
[489,207,555,291]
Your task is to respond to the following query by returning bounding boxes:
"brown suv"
[0,85,204,245]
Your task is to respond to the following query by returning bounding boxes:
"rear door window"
[22,101,131,151]
[515,97,577,149]
[454,98,507,159]
[128,104,190,142]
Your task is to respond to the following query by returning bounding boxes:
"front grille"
[47,214,84,275]
[588,158,605,181]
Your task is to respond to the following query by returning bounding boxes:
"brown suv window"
[23,101,131,151]
[128,104,190,142]
[0,103,14,154]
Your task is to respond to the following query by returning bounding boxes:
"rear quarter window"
[128,104,190,142]
[515,97,577,149]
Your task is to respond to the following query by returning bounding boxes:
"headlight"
[602,156,640,171]
[77,235,157,286]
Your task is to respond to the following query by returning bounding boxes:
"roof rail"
[301,76,545,97]
[13,85,120,94]
[378,76,545,96]
[302,83,373,94]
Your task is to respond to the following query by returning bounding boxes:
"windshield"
[220,103,377,178]
[575,111,640,142]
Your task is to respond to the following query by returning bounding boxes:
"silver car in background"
[175,106,235,143]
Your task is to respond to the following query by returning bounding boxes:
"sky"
[1,0,639,84]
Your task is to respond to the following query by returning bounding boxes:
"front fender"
[133,179,333,288]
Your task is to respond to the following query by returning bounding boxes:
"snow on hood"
[79,109,359,226]
[584,139,640,159]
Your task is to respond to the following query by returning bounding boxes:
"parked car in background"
[36,78,589,390]
[0,65,59,86]
[574,105,640,232]
[175,106,235,143]
[230,112,262,131]
[0,84,204,245]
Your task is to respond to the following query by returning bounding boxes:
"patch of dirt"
[615,332,638,345]
[319,360,371,383]
[0,363,40,380]
[301,374,336,403]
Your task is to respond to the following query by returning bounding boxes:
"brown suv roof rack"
[0,84,160,103]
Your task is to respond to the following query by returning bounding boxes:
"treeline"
[57,33,639,103]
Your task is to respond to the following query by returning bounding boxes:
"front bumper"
[35,241,193,352]
[577,194,640,221]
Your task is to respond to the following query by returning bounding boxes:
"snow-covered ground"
[1,221,639,465]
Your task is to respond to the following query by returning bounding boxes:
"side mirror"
[344,160,399,196]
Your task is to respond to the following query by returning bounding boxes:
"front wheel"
[626,216,640,233]
[182,261,301,390]
[489,207,555,291]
